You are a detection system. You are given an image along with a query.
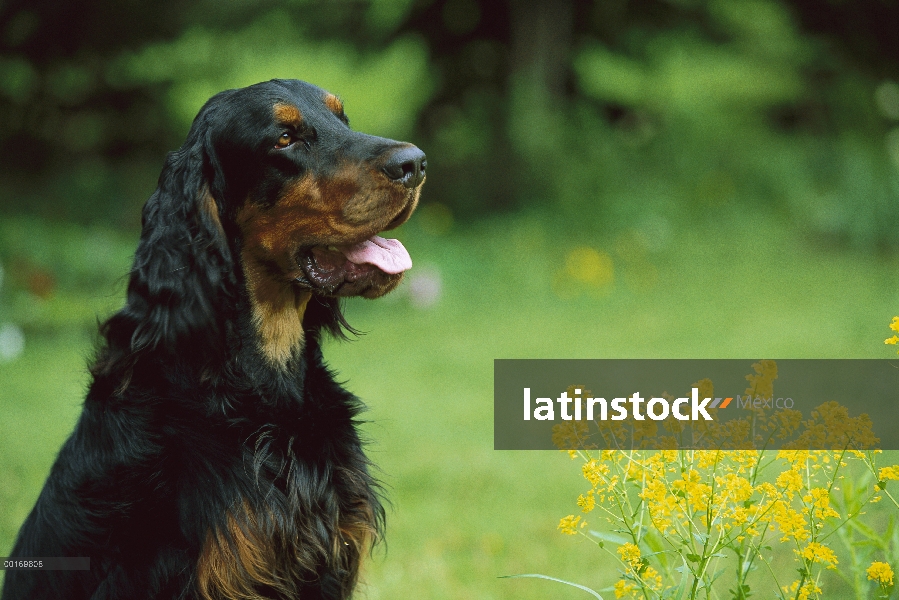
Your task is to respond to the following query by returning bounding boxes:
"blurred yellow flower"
[887,317,899,350]
[867,561,894,586]
[564,246,614,288]
[613,579,636,599]
[641,566,663,592]
[784,580,822,600]
[558,515,581,535]
[577,492,595,513]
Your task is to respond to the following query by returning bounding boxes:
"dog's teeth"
[327,245,339,252]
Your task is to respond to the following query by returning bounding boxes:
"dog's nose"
[382,146,426,189]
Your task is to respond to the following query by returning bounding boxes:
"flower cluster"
[885,316,899,350]
[867,561,894,587]
[560,446,898,598]
[553,361,899,599]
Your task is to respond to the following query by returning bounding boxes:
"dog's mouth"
[297,235,411,298]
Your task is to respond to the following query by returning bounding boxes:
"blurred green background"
[1,0,898,597]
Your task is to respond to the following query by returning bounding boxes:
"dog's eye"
[275,133,295,149]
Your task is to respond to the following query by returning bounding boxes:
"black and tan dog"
[2,79,425,600]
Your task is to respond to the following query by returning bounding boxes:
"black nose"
[382,146,427,189]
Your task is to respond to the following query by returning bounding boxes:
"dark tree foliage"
[0,0,897,225]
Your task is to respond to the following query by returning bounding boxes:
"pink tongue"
[340,236,412,274]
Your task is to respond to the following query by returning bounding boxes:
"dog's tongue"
[340,236,411,274]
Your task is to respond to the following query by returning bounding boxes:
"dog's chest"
[191,423,376,599]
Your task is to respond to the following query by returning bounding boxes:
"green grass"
[0,330,92,551]
[1,208,898,598]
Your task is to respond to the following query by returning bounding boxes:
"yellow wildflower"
[640,477,676,532]
[879,466,899,481]
[641,566,663,592]
[805,487,839,520]
[755,481,778,499]
[558,515,581,535]
[783,580,822,600]
[672,469,712,512]
[799,581,821,600]
[613,579,637,599]
[582,459,610,487]
[867,561,895,586]
[772,501,810,542]
[800,541,838,568]
[891,316,899,332]
[577,492,595,513]
[716,472,753,505]
[617,542,642,570]
[776,468,804,498]
[638,452,669,477]
[696,450,720,469]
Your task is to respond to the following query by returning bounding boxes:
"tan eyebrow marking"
[323,94,344,116]
[273,103,303,126]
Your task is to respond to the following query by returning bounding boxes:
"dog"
[2,79,425,599]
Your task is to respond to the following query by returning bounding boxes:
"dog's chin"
[383,192,419,231]
[297,247,405,298]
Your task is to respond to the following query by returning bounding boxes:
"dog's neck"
[240,250,311,368]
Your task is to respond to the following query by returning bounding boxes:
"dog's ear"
[112,100,235,358]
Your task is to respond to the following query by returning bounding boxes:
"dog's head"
[207,79,424,299]
[113,79,425,367]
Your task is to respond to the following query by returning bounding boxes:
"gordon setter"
[2,79,425,599]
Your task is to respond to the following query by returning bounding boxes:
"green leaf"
[637,559,650,575]
[499,574,605,599]
[588,530,629,546]
[728,583,753,599]
[671,559,690,600]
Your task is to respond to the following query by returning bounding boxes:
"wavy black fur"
[0,79,426,600]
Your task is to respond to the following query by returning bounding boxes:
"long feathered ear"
[102,105,234,366]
